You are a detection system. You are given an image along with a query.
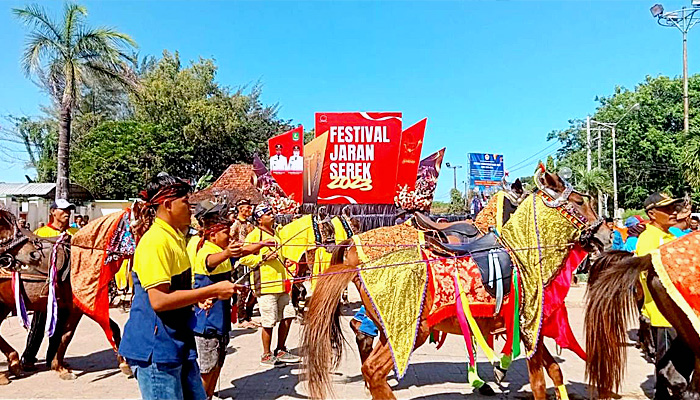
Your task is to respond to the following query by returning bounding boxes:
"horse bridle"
[534,170,605,247]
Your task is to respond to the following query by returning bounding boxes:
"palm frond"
[63,2,87,48]
[19,31,64,77]
[12,4,63,43]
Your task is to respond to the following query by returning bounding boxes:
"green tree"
[1,115,58,182]
[71,121,172,199]
[131,51,291,180]
[447,188,467,214]
[573,167,612,198]
[14,3,137,199]
[549,75,694,209]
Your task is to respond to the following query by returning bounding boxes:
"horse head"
[0,209,42,272]
[534,164,611,252]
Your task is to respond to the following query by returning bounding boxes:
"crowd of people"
[19,174,700,399]
[20,175,300,400]
[114,174,302,400]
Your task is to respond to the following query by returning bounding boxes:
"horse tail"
[585,250,652,397]
[302,262,357,399]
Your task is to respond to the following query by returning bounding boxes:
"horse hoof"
[9,363,24,378]
[478,383,496,396]
[493,366,507,384]
[59,371,77,380]
[0,373,10,385]
[119,362,133,377]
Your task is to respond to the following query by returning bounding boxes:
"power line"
[506,141,561,171]
[508,147,562,174]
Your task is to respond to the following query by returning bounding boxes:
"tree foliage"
[13,2,137,199]
[447,188,467,214]
[130,50,291,182]
[71,121,172,199]
[549,75,700,210]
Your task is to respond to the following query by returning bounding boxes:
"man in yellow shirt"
[119,174,240,400]
[240,204,299,366]
[22,199,78,371]
[635,192,689,400]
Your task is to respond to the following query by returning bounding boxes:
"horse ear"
[512,179,523,192]
[543,171,564,191]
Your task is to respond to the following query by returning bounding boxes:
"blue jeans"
[129,358,207,400]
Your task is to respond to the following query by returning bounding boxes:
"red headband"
[197,222,231,251]
[140,182,191,207]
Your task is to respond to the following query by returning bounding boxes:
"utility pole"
[589,103,639,219]
[445,162,462,191]
[586,116,592,172]
[651,3,700,134]
[612,125,619,218]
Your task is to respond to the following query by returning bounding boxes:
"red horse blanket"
[651,231,700,340]
[425,249,504,326]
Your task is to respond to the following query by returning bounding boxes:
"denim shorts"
[129,358,207,400]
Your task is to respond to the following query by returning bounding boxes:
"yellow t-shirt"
[194,241,232,276]
[239,227,287,294]
[133,218,191,290]
[186,235,200,272]
[635,224,676,327]
[34,225,78,237]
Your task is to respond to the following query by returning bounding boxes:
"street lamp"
[445,162,463,191]
[589,103,640,219]
[651,2,700,133]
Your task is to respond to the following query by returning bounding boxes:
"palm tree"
[14,3,137,199]
[683,137,700,189]
[574,166,612,197]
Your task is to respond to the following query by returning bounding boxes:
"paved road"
[0,284,654,399]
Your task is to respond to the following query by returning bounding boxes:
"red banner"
[395,118,427,192]
[314,112,403,204]
[268,126,304,203]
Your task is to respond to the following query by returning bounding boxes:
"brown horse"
[302,169,610,400]
[0,209,79,382]
[0,206,145,383]
[585,250,700,399]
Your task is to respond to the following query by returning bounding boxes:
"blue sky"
[0,0,694,201]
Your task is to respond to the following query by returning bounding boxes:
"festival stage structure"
[192,112,458,229]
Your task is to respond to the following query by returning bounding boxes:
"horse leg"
[0,305,18,384]
[526,343,547,400]
[361,336,398,400]
[49,307,82,380]
[542,344,568,400]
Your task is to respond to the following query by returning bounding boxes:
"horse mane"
[585,250,652,397]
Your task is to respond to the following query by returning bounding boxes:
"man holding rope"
[240,203,299,367]
[191,206,240,398]
[22,199,78,372]
[119,174,242,400]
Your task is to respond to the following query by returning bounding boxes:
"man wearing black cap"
[636,192,691,399]
[22,199,78,371]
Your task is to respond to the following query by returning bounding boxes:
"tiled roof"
[190,164,264,204]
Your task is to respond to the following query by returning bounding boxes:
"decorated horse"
[302,166,611,400]
[0,203,148,383]
[585,234,700,398]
